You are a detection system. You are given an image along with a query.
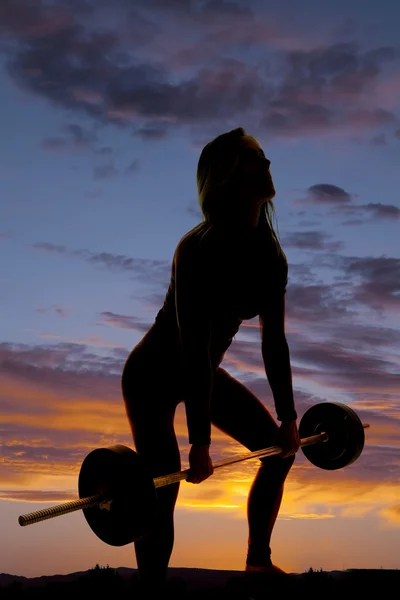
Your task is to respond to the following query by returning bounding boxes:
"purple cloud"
[31,242,171,283]
[32,243,67,254]
[298,184,399,223]
[304,252,400,314]
[41,123,98,153]
[1,3,398,140]
[371,133,387,146]
[282,231,344,252]
[124,159,140,175]
[31,234,400,319]
[1,332,399,488]
[99,311,149,333]
[342,255,400,312]
[65,122,97,147]
[93,163,118,180]
[134,126,169,141]
[0,341,124,392]
[187,206,203,220]
[35,305,70,318]
[306,184,353,205]
[41,137,69,152]
[0,0,72,39]
[363,203,400,219]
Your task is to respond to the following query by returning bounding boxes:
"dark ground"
[1,565,399,599]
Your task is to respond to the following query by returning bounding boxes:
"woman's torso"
[123,220,288,382]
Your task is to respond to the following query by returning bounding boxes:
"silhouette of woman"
[121,127,301,593]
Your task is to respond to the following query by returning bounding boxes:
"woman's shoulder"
[176,222,224,256]
[173,224,229,284]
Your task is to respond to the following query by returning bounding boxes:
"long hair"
[194,127,282,250]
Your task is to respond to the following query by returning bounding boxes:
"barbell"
[18,402,369,547]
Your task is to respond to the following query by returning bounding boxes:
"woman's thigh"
[121,350,182,478]
[211,367,279,453]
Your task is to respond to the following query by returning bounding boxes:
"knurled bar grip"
[18,494,108,526]
[18,427,369,528]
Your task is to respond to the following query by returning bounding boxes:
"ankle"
[246,547,272,568]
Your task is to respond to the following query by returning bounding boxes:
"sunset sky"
[1,0,400,579]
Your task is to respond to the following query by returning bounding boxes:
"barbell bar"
[18,430,329,527]
[17,402,370,547]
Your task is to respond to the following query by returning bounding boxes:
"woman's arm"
[259,294,297,422]
[174,239,214,446]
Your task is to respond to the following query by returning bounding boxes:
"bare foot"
[245,563,287,576]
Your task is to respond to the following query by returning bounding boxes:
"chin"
[263,187,275,202]
[262,177,275,199]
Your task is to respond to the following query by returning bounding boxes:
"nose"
[257,156,270,170]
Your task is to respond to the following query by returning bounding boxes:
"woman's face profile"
[235,136,275,203]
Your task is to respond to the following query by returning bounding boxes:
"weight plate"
[78,445,157,546]
[299,402,365,470]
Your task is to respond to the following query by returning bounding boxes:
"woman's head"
[196,127,278,232]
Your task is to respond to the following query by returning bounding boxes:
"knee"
[260,451,296,476]
[282,452,296,473]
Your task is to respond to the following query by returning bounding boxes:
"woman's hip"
[121,345,183,410]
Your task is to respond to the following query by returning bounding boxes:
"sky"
[1,0,400,579]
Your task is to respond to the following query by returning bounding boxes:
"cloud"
[290,251,400,316]
[371,133,387,146]
[228,326,400,414]
[0,232,13,239]
[187,206,203,220]
[32,242,67,254]
[41,137,69,152]
[0,490,77,503]
[31,242,172,286]
[93,163,118,180]
[1,3,399,140]
[0,0,72,39]
[305,184,353,205]
[282,231,344,252]
[134,126,169,141]
[65,122,97,147]
[35,305,71,319]
[41,123,98,153]
[261,43,400,137]
[341,255,400,312]
[99,311,149,334]
[27,235,400,423]
[0,339,242,495]
[124,159,140,175]
[1,298,399,522]
[129,290,172,312]
[31,231,400,323]
[381,504,400,524]
[42,127,136,172]
[297,184,399,223]
[363,203,400,219]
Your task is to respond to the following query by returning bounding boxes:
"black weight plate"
[299,402,365,470]
[78,445,157,546]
